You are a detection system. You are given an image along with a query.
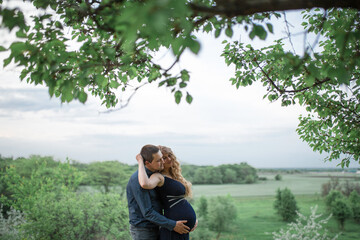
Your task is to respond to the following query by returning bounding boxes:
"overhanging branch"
[190,0,360,17]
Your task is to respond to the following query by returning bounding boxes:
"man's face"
[146,150,164,172]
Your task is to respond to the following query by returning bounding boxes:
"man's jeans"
[130,225,159,240]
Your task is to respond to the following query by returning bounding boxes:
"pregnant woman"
[136,146,197,240]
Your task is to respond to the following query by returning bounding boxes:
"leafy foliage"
[21,192,130,240]
[191,195,238,240]
[1,159,83,212]
[182,162,258,184]
[222,8,360,166]
[0,156,130,240]
[82,161,132,194]
[274,188,299,222]
[1,1,359,165]
[325,190,344,210]
[348,190,360,224]
[331,198,352,230]
[0,204,26,240]
[275,174,282,181]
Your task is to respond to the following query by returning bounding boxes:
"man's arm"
[130,179,189,233]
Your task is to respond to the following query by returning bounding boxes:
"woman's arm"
[136,154,164,189]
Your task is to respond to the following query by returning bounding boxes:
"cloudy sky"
[0,8,351,168]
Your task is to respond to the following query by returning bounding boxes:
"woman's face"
[162,153,173,170]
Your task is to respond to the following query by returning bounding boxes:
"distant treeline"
[182,163,258,184]
[0,155,258,188]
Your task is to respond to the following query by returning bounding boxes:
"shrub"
[325,190,343,210]
[190,226,213,240]
[274,188,299,222]
[196,196,208,218]
[245,175,256,184]
[330,198,352,230]
[0,204,26,240]
[275,174,282,181]
[348,190,360,223]
[1,161,83,212]
[272,205,338,240]
[207,195,237,240]
[21,192,130,240]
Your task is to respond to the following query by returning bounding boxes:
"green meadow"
[191,172,360,240]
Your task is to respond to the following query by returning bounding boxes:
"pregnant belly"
[164,200,197,229]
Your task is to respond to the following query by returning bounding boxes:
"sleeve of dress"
[130,180,176,231]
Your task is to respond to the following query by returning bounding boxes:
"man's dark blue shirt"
[126,168,176,231]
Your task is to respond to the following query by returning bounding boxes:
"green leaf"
[175,90,182,104]
[78,91,88,103]
[10,42,27,54]
[215,29,221,38]
[3,56,12,67]
[225,27,233,38]
[179,82,187,88]
[109,80,121,88]
[16,30,27,38]
[0,46,7,52]
[266,23,273,34]
[250,24,267,40]
[203,23,212,33]
[188,39,201,54]
[180,70,190,81]
[186,92,193,104]
[103,47,116,58]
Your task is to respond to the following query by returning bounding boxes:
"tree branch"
[189,0,360,17]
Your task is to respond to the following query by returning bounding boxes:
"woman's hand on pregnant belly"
[173,220,190,234]
[190,219,198,232]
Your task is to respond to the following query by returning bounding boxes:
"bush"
[275,174,282,181]
[21,192,130,240]
[348,190,360,223]
[274,188,298,222]
[330,198,352,230]
[196,196,208,218]
[192,195,238,240]
[325,190,343,210]
[204,195,237,240]
[0,204,26,240]
[272,205,338,240]
[245,175,256,184]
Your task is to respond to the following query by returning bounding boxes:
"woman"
[136,146,197,240]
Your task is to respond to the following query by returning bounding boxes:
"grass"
[192,172,360,198]
[190,173,360,240]
[191,195,360,240]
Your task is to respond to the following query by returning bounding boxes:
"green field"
[191,173,360,240]
[192,172,360,198]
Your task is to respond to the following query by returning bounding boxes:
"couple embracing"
[126,144,197,240]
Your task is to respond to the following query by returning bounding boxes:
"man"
[126,144,190,239]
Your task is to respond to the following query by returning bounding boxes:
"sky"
[0,7,353,168]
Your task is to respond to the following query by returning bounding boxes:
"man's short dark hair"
[140,144,160,163]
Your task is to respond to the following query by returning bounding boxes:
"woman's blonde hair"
[159,146,192,197]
